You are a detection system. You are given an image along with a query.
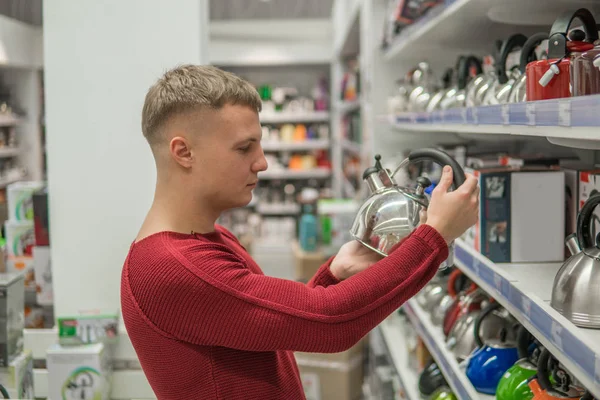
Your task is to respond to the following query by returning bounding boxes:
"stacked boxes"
[0,273,25,367]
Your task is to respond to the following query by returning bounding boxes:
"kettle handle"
[473,301,501,348]
[576,193,600,250]
[497,34,528,84]
[519,32,549,73]
[408,148,466,188]
[457,56,483,90]
[516,325,533,360]
[548,8,599,59]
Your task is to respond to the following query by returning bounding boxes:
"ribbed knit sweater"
[121,224,448,399]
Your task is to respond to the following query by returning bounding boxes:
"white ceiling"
[210,0,333,20]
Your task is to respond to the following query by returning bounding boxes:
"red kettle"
[526,8,598,101]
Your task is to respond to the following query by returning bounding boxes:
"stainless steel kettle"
[350,148,466,266]
[551,193,600,328]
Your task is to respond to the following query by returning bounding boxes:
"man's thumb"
[436,165,453,192]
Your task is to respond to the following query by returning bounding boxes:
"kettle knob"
[362,154,383,180]
[415,177,432,196]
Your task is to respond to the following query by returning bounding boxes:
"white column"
[43,0,210,317]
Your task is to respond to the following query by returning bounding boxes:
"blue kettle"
[466,302,520,395]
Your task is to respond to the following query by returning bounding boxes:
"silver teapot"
[350,148,466,268]
[551,193,600,328]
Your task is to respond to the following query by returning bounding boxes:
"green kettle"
[496,325,539,400]
[431,386,458,400]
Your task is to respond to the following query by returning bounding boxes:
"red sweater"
[121,224,448,399]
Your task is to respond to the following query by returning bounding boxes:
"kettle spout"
[565,233,582,256]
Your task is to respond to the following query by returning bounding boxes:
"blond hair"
[141,65,262,144]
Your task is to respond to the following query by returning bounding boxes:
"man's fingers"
[434,166,453,195]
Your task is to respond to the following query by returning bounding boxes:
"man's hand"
[330,240,384,280]
[426,165,480,244]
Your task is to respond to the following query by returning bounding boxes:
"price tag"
[526,103,536,126]
[461,107,468,124]
[558,100,571,127]
[472,259,480,276]
[471,107,479,125]
[501,104,510,125]
[494,273,503,295]
[522,296,532,321]
[551,321,564,351]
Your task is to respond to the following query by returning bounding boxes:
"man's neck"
[136,187,220,241]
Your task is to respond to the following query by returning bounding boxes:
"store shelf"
[403,299,494,400]
[0,113,19,127]
[377,319,420,400]
[334,0,361,57]
[259,168,331,180]
[341,138,361,156]
[454,239,600,399]
[261,139,330,152]
[390,95,600,149]
[0,170,25,188]
[256,203,301,215]
[337,99,361,115]
[259,111,330,124]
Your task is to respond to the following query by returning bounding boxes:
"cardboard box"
[0,273,24,367]
[298,354,363,400]
[5,220,35,289]
[7,181,44,222]
[58,313,119,346]
[464,167,565,263]
[0,350,34,399]
[47,343,112,400]
[292,241,328,283]
[33,246,53,305]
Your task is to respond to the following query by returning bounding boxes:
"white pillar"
[43,0,210,317]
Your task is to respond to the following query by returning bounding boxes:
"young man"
[121,65,480,399]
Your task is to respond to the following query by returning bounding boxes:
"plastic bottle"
[299,204,319,252]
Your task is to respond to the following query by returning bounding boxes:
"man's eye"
[238,145,251,153]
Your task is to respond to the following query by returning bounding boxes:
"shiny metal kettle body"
[350,149,466,261]
[551,193,600,328]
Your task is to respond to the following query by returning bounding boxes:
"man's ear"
[169,136,194,168]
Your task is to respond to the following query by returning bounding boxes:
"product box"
[298,354,363,400]
[0,273,24,367]
[32,187,49,246]
[292,241,328,283]
[578,170,600,240]
[58,313,119,346]
[7,181,45,222]
[0,350,34,399]
[33,246,53,305]
[464,167,565,263]
[5,220,35,289]
[47,343,112,400]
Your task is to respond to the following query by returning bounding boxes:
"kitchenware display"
[496,325,540,400]
[483,34,528,105]
[430,387,458,400]
[408,62,438,112]
[419,360,449,397]
[508,32,549,103]
[350,148,466,266]
[431,269,475,326]
[526,8,598,101]
[443,286,484,337]
[465,302,520,394]
[417,267,453,313]
[528,348,589,399]
[440,56,483,109]
[551,193,600,328]
[426,67,454,112]
[465,53,497,107]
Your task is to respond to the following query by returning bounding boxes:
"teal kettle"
[466,302,520,395]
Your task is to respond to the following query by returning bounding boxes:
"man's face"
[191,104,267,211]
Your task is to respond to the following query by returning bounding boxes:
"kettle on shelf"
[483,33,528,105]
[418,360,448,397]
[551,193,600,328]
[508,32,549,103]
[526,8,599,101]
[496,325,540,400]
[465,302,520,394]
[350,148,466,270]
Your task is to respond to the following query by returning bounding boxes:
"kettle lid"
[362,154,383,180]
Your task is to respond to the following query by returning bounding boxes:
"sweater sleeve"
[131,225,448,354]
[306,257,340,288]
